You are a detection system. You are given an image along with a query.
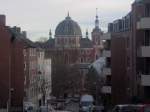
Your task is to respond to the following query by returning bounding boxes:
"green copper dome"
[55,15,82,37]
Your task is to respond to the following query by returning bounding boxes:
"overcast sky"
[0,0,134,41]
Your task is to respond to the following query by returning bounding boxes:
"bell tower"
[91,9,103,60]
[92,8,102,46]
[95,8,99,29]
[49,29,52,39]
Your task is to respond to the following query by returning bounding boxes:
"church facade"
[40,13,103,96]
[44,13,103,64]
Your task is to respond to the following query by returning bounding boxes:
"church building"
[38,12,103,96]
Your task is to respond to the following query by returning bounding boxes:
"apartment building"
[24,47,52,109]
[133,0,150,101]
[0,15,29,111]
[108,0,150,105]
[100,33,112,106]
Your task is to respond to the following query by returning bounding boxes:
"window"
[23,49,26,56]
[24,62,26,71]
[57,38,60,44]
[145,4,150,17]
[144,30,150,46]
[106,58,111,68]
[127,56,130,67]
[81,58,83,63]
[96,55,98,60]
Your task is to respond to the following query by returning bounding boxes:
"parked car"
[93,105,104,112]
[138,104,150,112]
[79,94,94,112]
[23,102,36,112]
[65,99,72,105]
[112,104,150,112]
[72,97,80,102]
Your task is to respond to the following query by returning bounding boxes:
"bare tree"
[51,48,81,98]
[85,66,104,104]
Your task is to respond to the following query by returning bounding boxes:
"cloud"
[0,0,134,41]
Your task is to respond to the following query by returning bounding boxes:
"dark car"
[112,104,150,112]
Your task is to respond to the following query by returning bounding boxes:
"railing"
[141,75,150,86]
[102,50,111,57]
[103,68,111,75]
[137,17,150,29]
[140,46,150,57]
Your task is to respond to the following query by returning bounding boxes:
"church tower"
[49,29,52,39]
[92,9,103,46]
[86,29,89,39]
[92,9,103,60]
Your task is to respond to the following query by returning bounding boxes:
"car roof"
[116,104,144,108]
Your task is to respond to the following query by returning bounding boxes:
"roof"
[81,94,94,102]
[8,27,36,48]
[115,104,145,108]
[55,15,82,37]
[43,38,55,49]
[34,42,44,48]
[91,57,106,75]
[92,27,101,33]
[80,38,93,48]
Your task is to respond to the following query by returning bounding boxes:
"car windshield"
[40,107,48,112]
[145,106,150,112]
[113,106,142,112]
[121,107,135,112]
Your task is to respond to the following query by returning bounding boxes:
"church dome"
[55,14,82,37]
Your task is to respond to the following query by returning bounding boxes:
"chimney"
[0,15,6,26]
[13,26,21,33]
[22,31,27,38]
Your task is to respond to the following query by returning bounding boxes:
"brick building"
[108,0,150,105]
[0,15,12,109]
[36,13,103,97]
[100,33,112,106]
[0,15,26,111]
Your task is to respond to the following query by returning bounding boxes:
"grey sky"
[0,0,134,41]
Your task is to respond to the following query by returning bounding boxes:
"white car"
[80,94,94,112]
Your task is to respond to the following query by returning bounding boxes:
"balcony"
[101,33,111,40]
[137,17,150,29]
[103,68,111,76]
[141,75,150,86]
[101,86,111,94]
[102,50,111,57]
[140,46,150,57]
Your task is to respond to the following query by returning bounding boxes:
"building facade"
[0,15,12,110]
[132,0,150,102]
[39,13,103,97]
[0,15,26,111]
[100,33,112,106]
[24,47,52,109]
[108,0,150,105]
